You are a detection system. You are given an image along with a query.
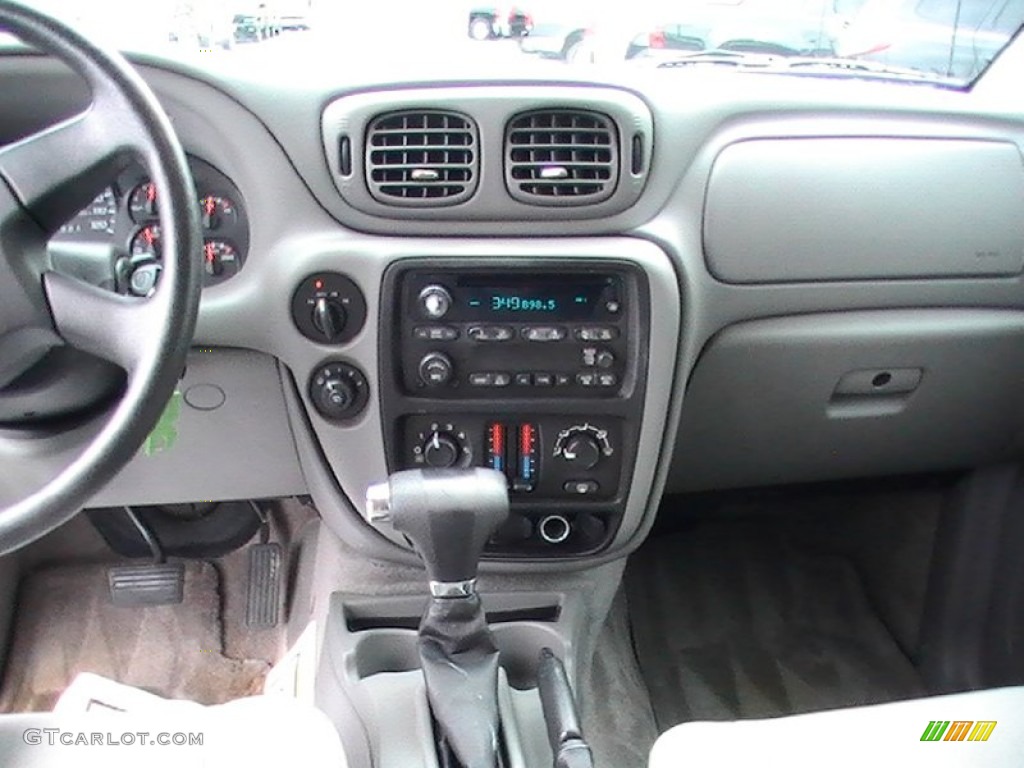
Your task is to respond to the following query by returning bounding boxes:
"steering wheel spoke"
[42,270,162,373]
[0,104,132,234]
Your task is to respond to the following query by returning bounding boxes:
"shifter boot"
[419,594,501,768]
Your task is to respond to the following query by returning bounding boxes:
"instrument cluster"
[51,155,249,293]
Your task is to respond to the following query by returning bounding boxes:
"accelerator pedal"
[245,542,283,628]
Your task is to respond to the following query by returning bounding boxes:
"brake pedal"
[108,562,185,606]
[245,543,283,628]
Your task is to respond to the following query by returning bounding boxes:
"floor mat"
[626,521,926,730]
[0,561,268,713]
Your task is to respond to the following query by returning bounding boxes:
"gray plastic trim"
[321,86,652,221]
[672,309,1024,492]
[704,137,1024,283]
[89,348,306,506]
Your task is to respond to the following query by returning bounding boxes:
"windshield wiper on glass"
[657,49,952,84]
[779,57,946,82]
[656,49,782,69]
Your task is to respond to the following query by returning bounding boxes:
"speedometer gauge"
[56,188,117,239]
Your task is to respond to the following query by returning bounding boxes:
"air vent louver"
[366,111,478,206]
[505,110,619,205]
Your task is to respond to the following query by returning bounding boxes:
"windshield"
[5,0,1024,86]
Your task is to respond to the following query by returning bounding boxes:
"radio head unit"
[395,268,631,399]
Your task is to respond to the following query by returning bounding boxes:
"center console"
[378,259,650,557]
[283,241,676,768]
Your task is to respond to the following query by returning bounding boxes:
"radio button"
[575,326,618,342]
[414,326,459,341]
[523,326,567,342]
[468,325,514,342]
[564,479,600,495]
[419,353,454,386]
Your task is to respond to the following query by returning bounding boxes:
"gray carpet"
[626,519,927,730]
[579,589,660,767]
[0,561,268,712]
[0,500,313,714]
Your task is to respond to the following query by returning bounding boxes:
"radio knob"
[419,285,452,319]
[561,433,602,470]
[423,431,461,468]
[419,352,454,387]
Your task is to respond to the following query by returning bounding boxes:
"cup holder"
[352,629,420,678]
[350,622,566,690]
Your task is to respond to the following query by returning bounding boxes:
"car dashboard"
[4,44,1024,570]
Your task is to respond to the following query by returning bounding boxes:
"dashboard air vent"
[505,110,619,205]
[365,111,478,206]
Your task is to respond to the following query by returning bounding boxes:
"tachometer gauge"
[56,188,117,239]
[130,224,162,259]
[200,195,238,230]
[202,239,240,282]
[128,181,158,222]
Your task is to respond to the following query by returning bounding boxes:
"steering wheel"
[0,2,202,554]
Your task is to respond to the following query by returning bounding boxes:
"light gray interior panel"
[89,349,306,506]
[671,310,1024,493]
[704,138,1024,283]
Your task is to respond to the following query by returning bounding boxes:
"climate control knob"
[561,434,602,470]
[423,431,461,468]
[554,424,613,470]
[419,352,454,387]
[418,285,452,319]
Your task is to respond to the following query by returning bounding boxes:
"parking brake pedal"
[245,542,283,628]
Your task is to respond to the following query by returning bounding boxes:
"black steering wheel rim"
[0,1,202,554]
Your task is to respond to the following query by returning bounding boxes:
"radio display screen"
[454,274,618,320]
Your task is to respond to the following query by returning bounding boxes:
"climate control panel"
[399,415,622,502]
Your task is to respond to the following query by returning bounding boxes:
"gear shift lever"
[365,468,510,768]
